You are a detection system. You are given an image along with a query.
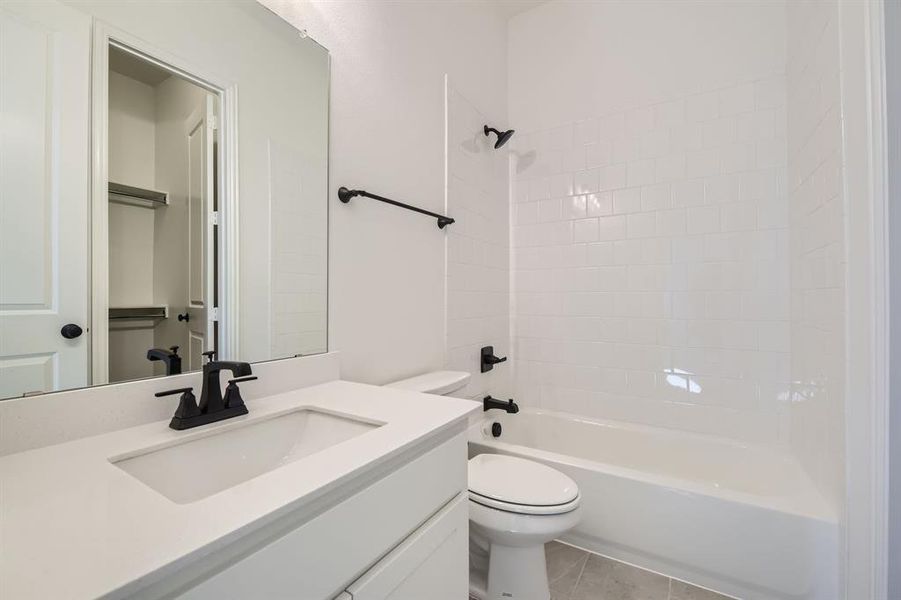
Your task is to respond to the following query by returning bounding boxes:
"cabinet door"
[346,493,468,600]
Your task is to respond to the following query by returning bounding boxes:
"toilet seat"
[468,454,580,516]
[469,490,581,515]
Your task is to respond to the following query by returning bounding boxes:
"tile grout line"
[568,552,590,600]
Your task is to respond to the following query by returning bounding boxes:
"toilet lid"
[468,454,579,509]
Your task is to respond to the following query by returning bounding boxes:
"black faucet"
[155,351,256,430]
[147,346,182,375]
[483,395,519,414]
[198,351,253,414]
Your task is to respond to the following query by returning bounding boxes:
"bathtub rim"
[469,407,837,523]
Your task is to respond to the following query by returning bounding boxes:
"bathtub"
[468,409,838,600]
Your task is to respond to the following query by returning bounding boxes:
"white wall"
[108,71,156,307]
[258,0,509,385]
[785,0,845,520]
[107,71,157,382]
[507,0,789,443]
[508,0,785,133]
[446,83,511,399]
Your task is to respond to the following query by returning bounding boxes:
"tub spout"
[484,395,519,414]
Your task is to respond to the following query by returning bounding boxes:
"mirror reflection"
[0,0,329,400]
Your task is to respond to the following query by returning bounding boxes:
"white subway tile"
[528,177,550,201]
[656,208,687,236]
[586,192,613,216]
[574,168,600,194]
[563,195,588,220]
[573,218,600,242]
[627,159,656,187]
[598,215,628,240]
[575,117,600,145]
[672,179,706,207]
[655,153,686,183]
[685,91,719,121]
[539,198,563,222]
[720,202,758,232]
[585,141,613,168]
[687,205,720,235]
[613,188,642,214]
[587,242,615,266]
[641,183,672,212]
[548,173,574,198]
[627,212,656,238]
[718,83,756,116]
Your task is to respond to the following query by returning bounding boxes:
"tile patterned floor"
[546,541,735,600]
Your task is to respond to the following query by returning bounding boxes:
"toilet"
[386,371,582,600]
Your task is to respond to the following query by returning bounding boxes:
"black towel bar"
[338,187,455,229]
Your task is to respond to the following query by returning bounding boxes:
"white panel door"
[0,0,90,398]
[184,95,215,371]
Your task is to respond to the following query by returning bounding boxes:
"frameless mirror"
[0,0,328,399]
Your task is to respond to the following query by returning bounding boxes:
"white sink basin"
[111,408,382,503]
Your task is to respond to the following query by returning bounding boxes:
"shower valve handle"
[481,345,507,373]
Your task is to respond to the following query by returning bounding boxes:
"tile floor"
[546,541,735,600]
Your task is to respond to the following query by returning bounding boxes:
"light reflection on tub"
[468,408,838,600]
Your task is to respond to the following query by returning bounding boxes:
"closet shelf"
[109,306,168,320]
[108,182,168,208]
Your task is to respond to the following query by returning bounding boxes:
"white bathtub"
[468,409,838,600]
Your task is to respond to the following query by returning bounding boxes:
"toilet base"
[488,544,550,600]
[469,532,551,600]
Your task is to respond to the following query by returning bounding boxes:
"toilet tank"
[385,371,471,396]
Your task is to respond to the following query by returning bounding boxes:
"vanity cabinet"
[173,431,468,600]
[344,494,467,599]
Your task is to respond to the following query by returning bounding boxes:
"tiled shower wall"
[510,76,790,443]
[786,0,845,509]
[445,84,511,399]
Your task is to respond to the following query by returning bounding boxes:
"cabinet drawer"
[176,431,467,600]
[346,493,467,600]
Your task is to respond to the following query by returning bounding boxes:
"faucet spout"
[199,359,253,414]
[483,395,519,414]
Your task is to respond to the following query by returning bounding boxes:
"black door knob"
[60,323,83,339]
[177,313,190,322]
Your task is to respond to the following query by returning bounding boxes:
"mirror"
[0,0,329,399]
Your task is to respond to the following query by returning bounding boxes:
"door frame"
[840,0,891,597]
[90,21,239,384]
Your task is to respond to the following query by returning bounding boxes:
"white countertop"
[0,380,478,599]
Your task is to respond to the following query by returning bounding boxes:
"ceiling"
[109,46,173,87]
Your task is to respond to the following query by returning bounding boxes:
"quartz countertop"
[0,380,478,599]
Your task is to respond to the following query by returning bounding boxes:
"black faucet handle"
[224,376,257,410]
[481,346,508,373]
[168,345,179,356]
[155,387,193,397]
[157,387,202,429]
[202,350,216,363]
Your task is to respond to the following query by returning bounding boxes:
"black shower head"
[484,125,515,149]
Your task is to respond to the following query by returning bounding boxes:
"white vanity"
[0,372,477,599]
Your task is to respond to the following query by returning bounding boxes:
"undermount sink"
[111,408,382,503]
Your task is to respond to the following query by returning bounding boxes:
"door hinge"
[210,307,220,321]
[208,115,218,131]
[211,211,220,226]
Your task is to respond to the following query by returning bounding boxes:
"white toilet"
[387,371,582,600]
